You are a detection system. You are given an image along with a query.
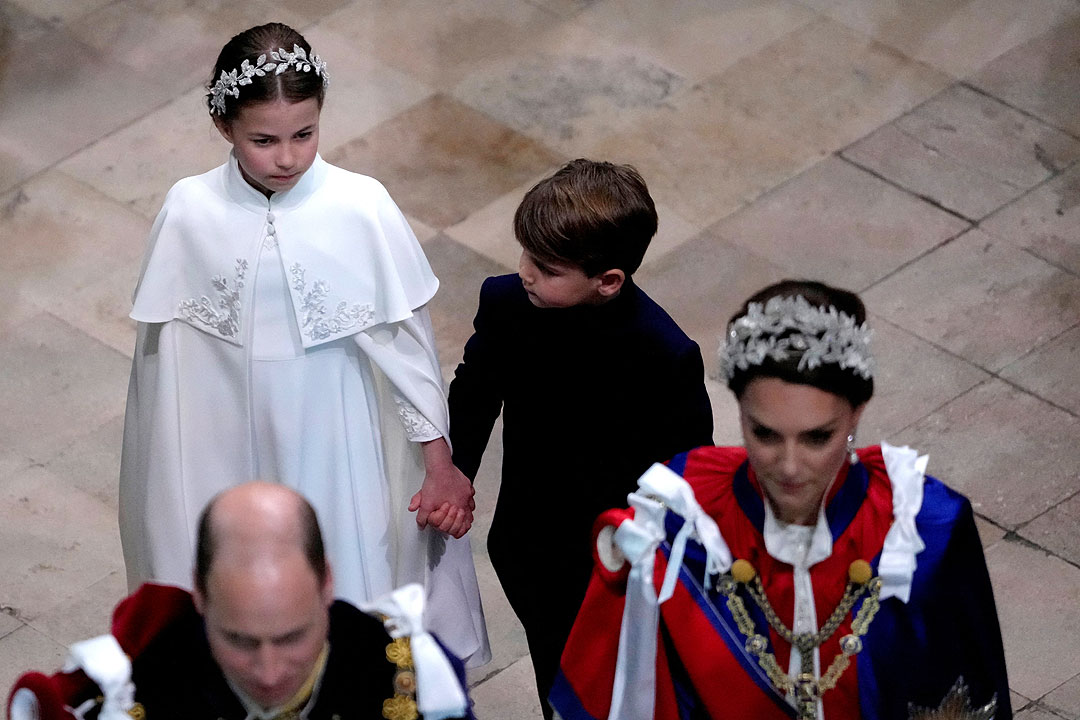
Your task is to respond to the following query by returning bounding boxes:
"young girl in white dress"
[118,22,489,665]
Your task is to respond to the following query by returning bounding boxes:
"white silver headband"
[209,44,329,116]
[718,294,875,380]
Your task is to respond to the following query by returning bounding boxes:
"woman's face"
[738,376,864,526]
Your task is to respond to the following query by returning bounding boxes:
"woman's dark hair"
[207,23,326,122]
[725,279,874,408]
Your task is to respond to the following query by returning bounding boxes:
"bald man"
[7,483,471,720]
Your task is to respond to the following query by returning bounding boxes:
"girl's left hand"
[410,439,476,538]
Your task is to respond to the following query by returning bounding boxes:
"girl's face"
[217,97,321,198]
[738,376,864,526]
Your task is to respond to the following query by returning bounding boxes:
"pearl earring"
[847,434,859,465]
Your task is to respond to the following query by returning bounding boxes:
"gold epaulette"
[382,638,418,720]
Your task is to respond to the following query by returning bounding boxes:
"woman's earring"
[847,434,859,465]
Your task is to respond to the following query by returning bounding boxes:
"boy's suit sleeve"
[448,278,505,481]
[660,340,714,455]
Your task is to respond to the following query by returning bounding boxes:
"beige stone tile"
[0,171,147,351]
[0,464,124,623]
[322,0,558,90]
[708,377,743,447]
[525,0,595,16]
[7,0,111,24]
[1001,325,1080,416]
[1012,691,1033,714]
[57,87,226,220]
[856,317,990,443]
[694,18,952,157]
[0,0,53,44]
[325,94,564,230]
[423,235,515,371]
[1043,673,1080,719]
[443,171,553,271]
[453,22,686,156]
[975,516,1007,549]
[0,27,174,196]
[986,540,1080,700]
[713,156,971,291]
[40,415,124,510]
[1019,492,1080,568]
[894,379,1080,528]
[0,612,21,641]
[969,17,1080,137]
[574,0,817,84]
[981,164,1080,276]
[1017,706,1070,720]
[27,570,127,648]
[584,93,816,230]
[408,215,439,245]
[844,85,1080,220]
[0,313,129,463]
[470,655,544,719]
[799,0,1080,77]
[864,228,1080,372]
[0,625,67,708]
[74,0,310,98]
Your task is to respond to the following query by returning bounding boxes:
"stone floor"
[2,1,1079,718]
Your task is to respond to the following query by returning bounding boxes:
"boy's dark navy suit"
[449,273,713,713]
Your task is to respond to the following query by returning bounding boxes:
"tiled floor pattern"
[2,1,1079,717]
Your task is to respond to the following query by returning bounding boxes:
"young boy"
[448,159,714,718]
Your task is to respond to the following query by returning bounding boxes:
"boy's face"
[518,251,608,308]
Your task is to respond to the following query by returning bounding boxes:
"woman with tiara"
[549,280,1010,719]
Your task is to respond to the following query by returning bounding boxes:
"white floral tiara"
[718,294,875,381]
[208,44,329,116]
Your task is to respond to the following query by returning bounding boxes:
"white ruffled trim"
[61,635,135,720]
[879,442,928,603]
[601,463,733,720]
[362,584,468,720]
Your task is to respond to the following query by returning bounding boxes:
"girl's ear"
[214,117,234,144]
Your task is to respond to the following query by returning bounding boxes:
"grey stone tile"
[863,228,1080,372]
[0,313,129,463]
[0,625,67,709]
[423,235,515,371]
[6,0,110,23]
[690,17,952,158]
[574,0,816,84]
[1017,706,1071,720]
[1019,491,1080,568]
[1012,691,1033,714]
[894,379,1080,528]
[970,17,1080,137]
[322,0,558,90]
[987,540,1080,701]
[74,0,310,99]
[713,156,971,291]
[453,23,687,157]
[27,570,126,648]
[0,172,148,307]
[634,225,790,347]
[0,27,174,197]
[975,516,1007,549]
[0,0,54,44]
[0,465,123,624]
[981,163,1080,276]
[40,415,124,510]
[857,317,990,443]
[326,94,564,230]
[1044,673,1080,719]
[844,85,1080,220]
[470,655,544,719]
[0,611,21,641]
[1001,325,1080,415]
[799,0,1080,78]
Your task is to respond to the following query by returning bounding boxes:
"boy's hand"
[411,439,476,538]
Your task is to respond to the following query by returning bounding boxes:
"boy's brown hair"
[514,159,658,276]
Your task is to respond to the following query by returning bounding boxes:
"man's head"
[192,483,334,709]
[514,159,658,308]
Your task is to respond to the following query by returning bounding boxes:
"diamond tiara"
[718,294,875,381]
[208,44,329,116]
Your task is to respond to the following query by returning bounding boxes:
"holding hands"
[411,438,476,538]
